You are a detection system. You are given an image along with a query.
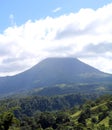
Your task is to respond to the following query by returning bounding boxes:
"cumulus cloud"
[83,42,112,54]
[0,3,112,76]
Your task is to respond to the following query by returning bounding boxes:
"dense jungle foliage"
[1,94,112,130]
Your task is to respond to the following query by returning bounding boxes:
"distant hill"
[0,57,112,97]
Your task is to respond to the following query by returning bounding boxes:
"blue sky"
[0,0,112,76]
[0,0,112,32]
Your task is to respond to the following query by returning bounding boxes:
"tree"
[84,108,91,118]
[0,110,20,130]
[1,112,13,130]
[98,112,108,122]
[91,117,97,124]
[56,112,70,124]
[109,118,112,127]
[39,112,56,129]
[78,112,86,126]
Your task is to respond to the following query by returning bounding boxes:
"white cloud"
[0,3,112,76]
[52,7,61,13]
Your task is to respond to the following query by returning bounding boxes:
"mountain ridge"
[0,57,111,97]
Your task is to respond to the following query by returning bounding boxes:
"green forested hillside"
[1,94,112,129]
[0,94,95,116]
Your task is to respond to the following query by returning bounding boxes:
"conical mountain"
[0,57,111,97]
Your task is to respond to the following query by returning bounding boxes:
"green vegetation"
[0,110,20,130]
[1,94,112,129]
